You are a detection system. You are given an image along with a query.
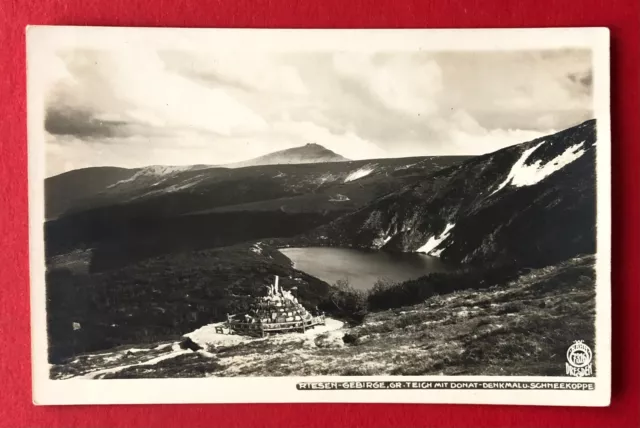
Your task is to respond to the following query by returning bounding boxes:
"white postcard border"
[27,26,611,406]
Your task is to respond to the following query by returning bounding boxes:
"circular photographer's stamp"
[566,341,593,376]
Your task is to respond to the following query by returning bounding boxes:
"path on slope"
[55,318,345,379]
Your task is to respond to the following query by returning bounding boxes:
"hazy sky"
[44,48,593,176]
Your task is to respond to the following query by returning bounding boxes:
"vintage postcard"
[27,26,611,406]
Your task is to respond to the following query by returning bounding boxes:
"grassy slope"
[53,255,595,378]
[46,243,332,363]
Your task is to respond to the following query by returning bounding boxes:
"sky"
[43,47,593,177]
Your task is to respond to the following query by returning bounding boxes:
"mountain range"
[44,120,598,363]
[45,142,348,219]
[44,150,467,268]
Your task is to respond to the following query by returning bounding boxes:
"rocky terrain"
[300,120,597,268]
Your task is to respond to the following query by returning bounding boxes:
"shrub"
[370,278,397,295]
[342,333,358,345]
[319,278,368,323]
[367,263,521,311]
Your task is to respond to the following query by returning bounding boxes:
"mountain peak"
[226,143,350,168]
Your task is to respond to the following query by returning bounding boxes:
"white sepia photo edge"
[27,26,611,406]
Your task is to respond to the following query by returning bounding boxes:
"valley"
[45,121,599,377]
[45,155,467,265]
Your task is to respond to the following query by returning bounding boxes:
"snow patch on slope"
[373,223,400,249]
[417,223,455,255]
[107,165,201,188]
[491,141,586,196]
[164,182,198,193]
[329,194,350,202]
[431,247,445,257]
[344,165,375,182]
[125,348,151,354]
[395,163,417,171]
[373,233,393,249]
[316,173,339,185]
[78,343,190,379]
[154,343,172,351]
[130,174,207,200]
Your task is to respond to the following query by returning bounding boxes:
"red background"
[1,0,638,426]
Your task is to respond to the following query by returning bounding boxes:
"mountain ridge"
[297,119,597,268]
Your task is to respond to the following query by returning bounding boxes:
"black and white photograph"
[28,26,611,406]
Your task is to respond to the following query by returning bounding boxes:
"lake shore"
[279,246,454,290]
